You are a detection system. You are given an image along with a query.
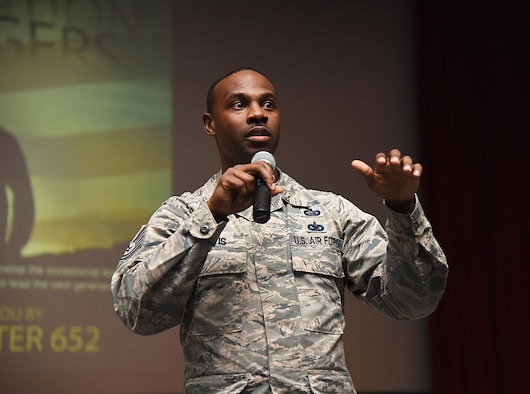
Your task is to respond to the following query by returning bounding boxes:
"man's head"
[203,67,281,171]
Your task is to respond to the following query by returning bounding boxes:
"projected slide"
[0,1,174,392]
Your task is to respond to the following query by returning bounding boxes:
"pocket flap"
[185,373,250,393]
[200,249,246,276]
[291,253,344,279]
[308,370,356,393]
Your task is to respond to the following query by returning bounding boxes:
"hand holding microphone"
[251,151,276,223]
[207,151,282,223]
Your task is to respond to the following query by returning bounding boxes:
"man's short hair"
[206,66,264,114]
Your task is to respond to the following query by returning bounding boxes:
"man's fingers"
[388,149,402,164]
[351,159,373,178]
[412,162,423,177]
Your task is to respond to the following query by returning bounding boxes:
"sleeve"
[110,194,226,335]
[343,195,448,320]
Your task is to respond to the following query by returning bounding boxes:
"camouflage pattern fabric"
[111,170,448,393]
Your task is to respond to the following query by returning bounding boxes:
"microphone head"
[251,151,276,170]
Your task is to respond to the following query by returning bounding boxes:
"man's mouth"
[246,126,271,141]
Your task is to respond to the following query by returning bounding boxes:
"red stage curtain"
[415,2,529,393]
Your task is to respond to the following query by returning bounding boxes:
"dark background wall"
[416,3,529,393]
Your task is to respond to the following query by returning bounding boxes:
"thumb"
[351,159,373,178]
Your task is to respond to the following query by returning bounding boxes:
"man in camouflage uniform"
[111,67,448,393]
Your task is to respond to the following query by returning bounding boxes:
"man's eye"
[232,101,245,109]
[263,101,275,109]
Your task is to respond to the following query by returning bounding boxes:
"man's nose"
[248,103,268,124]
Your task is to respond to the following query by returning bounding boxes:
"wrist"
[385,198,415,214]
[207,200,227,222]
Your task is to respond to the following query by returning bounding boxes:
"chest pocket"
[191,246,246,335]
[291,247,346,334]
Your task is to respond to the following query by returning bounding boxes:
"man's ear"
[203,112,215,136]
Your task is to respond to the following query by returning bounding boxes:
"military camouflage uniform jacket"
[111,170,448,394]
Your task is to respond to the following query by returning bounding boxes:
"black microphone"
[251,151,276,224]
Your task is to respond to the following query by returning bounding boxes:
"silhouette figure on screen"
[0,127,35,261]
[111,67,448,393]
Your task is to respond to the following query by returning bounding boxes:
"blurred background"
[1,1,528,393]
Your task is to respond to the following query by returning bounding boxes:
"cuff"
[385,195,430,236]
[188,202,226,240]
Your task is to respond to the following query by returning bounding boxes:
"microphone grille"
[251,151,276,170]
